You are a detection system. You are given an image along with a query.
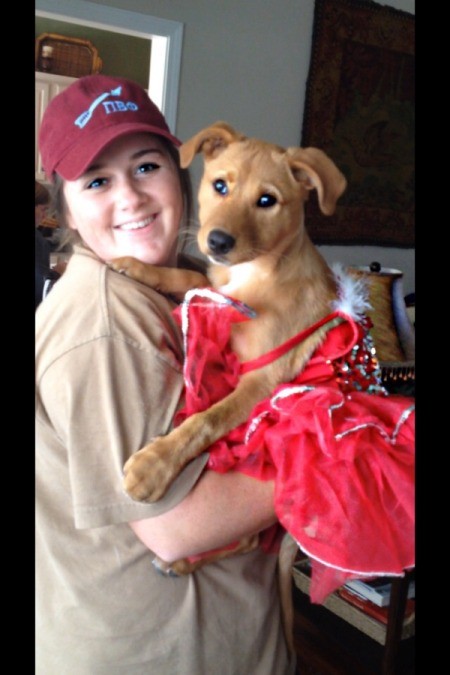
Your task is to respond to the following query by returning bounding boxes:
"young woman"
[35,75,295,674]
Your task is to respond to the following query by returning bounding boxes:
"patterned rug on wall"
[301,0,415,247]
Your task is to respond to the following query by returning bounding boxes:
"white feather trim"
[330,263,372,320]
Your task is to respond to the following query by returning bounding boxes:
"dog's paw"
[152,556,180,577]
[108,256,142,277]
[152,555,207,576]
[123,437,180,503]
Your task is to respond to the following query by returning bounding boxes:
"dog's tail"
[278,533,299,654]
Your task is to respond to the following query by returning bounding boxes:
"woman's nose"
[116,178,147,210]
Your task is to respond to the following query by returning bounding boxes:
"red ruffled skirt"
[174,289,415,602]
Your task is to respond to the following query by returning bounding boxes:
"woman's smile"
[114,215,156,231]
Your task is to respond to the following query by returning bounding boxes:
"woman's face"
[62,133,184,266]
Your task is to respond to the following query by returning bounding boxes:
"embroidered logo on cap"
[74,86,139,129]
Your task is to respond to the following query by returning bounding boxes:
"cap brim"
[54,122,181,181]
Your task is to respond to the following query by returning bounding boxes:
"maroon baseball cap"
[38,74,181,181]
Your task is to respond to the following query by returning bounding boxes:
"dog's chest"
[216,261,262,297]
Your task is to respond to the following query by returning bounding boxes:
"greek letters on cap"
[74,86,139,129]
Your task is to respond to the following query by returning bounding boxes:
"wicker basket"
[35,33,103,78]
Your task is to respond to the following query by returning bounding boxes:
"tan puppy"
[114,122,346,502]
[111,123,346,650]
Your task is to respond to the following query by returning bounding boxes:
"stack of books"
[339,576,415,625]
[292,555,415,642]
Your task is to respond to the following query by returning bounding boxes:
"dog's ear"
[285,147,347,215]
[179,122,245,168]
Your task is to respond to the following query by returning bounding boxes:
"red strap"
[240,311,353,375]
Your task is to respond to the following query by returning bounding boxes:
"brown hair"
[35,180,50,207]
[50,136,194,253]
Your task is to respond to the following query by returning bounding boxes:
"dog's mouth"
[207,250,262,267]
[207,253,232,266]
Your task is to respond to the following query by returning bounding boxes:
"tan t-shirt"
[35,246,295,675]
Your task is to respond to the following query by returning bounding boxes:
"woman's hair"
[50,136,193,253]
[35,180,50,207]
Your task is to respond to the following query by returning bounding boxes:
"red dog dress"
[173,265,415,603]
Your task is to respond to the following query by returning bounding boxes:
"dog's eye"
[213,179,228,196]
[257,194,277,208]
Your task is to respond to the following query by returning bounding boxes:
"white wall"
[82,0,416,294]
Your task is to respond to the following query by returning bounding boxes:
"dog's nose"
[207,229,236,255]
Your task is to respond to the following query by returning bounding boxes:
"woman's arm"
[130,469,276,562]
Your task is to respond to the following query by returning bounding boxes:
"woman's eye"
[257,194,277,208]
[137,162,159,174]
[213,179,228,196]
[87,177,107,189]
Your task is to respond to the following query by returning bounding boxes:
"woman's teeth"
[117,216,154,231]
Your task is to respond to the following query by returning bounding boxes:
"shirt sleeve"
[38,333,208,529]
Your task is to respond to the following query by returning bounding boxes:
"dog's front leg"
[124,372,274,503]
[109,256,209,297]
[123,405,239,503]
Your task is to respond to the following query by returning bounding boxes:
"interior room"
[35,1,415,673]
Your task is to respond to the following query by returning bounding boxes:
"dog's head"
[180,121,346,266]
